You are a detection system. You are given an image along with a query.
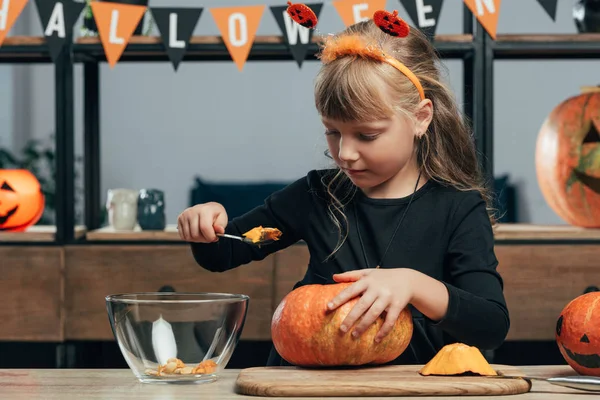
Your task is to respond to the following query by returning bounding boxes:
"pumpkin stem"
[580,86,600,94]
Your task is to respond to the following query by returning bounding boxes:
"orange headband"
[318,34,426,101]
[285,3,426,101]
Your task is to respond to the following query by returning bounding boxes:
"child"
[177,9,509,367]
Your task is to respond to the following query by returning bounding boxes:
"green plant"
[0,136,83,226]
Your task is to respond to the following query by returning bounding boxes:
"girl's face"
[323,105,431,198]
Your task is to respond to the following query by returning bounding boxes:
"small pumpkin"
[556,291,600,376]
[535,86,600,227]
[0,169,45,232]
[419,343,497,376]
[373,9,410,38]
[286,1,318,29]
[271,282,413,367]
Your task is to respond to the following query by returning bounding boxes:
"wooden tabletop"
[0,366,593,399]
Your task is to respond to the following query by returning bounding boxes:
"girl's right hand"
[177,202,228,243]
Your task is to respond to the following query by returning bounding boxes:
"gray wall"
[1,0,598,225]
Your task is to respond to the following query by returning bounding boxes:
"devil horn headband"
[284,3,425,100]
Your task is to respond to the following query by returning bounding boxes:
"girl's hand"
[327,268,416,343]
[177,202,228,243]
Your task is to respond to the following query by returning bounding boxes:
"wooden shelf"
[496,33,600,42]
[0,225,87,242]
[0,36,51,63]
[86,224,180,241]
[75,34,474,45]
[72,34,474,62]
[81,223,600,243]
[493,34,600,59]
[494,223,600,241]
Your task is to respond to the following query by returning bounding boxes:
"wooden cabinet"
[0,247,63,341]
[2,239,600,343]
[497,244,600,341]
[63,245,274,341]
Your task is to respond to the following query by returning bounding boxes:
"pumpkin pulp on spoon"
[242,226,282,243]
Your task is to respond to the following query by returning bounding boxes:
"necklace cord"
[354,170,422,269]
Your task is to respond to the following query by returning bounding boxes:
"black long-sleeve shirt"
[190,169,510,366]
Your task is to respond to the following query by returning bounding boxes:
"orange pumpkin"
[0,169,45,231]
[271,282,413,367]
[536,86,600,227]
[556,291,600,376]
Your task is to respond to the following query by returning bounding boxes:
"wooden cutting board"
[234,364,532,397]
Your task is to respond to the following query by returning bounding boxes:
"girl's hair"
[313,19,495,259]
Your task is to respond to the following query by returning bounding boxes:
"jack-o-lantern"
[536,86,600,227]
[556,291,600,376]
[0,169,45,232]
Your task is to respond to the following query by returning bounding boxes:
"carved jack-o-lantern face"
[556,291,600,376]
[0,169,45,232]
[536,87,600,227]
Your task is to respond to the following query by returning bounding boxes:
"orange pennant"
[464,0,501,40]
[0,0,29,47]
[332,0,387,27]
[210,5,265,72]
[91,1,147,68]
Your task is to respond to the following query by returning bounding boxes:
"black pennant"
[535,0,558,21]
[150,7,203,71]
[400,0,444,41]
[270,3,323,68]
[34,0,85,62]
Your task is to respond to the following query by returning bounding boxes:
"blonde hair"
[313,20,495,258]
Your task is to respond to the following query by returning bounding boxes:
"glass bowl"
[106,292,249,384]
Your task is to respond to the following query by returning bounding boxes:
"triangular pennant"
[270,3,323,68]
[151,7,203,71]
[535,0,558,21]
[463,0,501,40]
[210,5,265,72]
[331,0,387,27]
[90,1,147,68]
[400,0,444,41]
[0,0,29,47]
[34,0,85,62]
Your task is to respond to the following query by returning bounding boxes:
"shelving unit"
[3,25,600,246]
[74,5,486,243]
[0,36,76,245]
[482,33,600,191]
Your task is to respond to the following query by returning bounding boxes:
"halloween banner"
[400,0,444,41]
[0,0,29,47]
[90,1,147,68]
[332,0,386,27]
[270,2,323,67]
[34,0,85,62]
[0,0,578,70]
[210,5,265,71]
[535,0,558,21]
[150,7,203,71]
[463,0,501,40]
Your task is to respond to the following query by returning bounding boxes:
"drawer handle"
[584,286,599,294]
[158,285,176,293]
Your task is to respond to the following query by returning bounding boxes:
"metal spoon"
[491,374,600,392]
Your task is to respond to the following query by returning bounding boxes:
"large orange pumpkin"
[556,291,600,376]
[271,282,413,367]
[536,86,600,227]
[0,169,45,232]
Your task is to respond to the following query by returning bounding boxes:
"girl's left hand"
[327,268,415,343]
